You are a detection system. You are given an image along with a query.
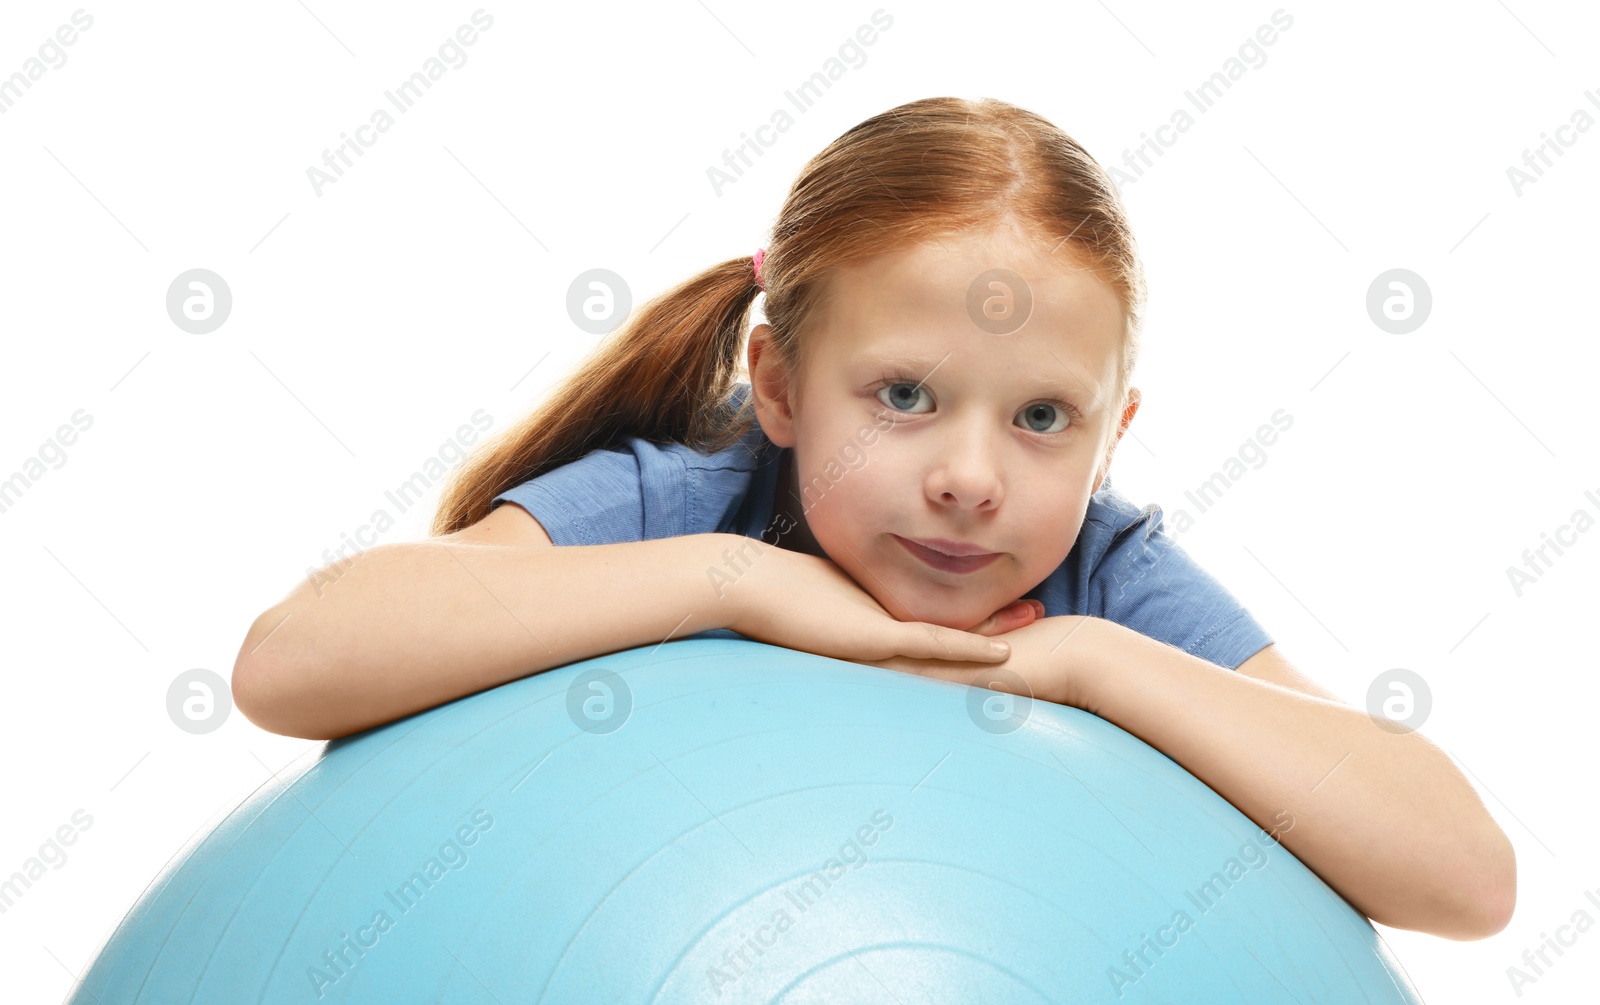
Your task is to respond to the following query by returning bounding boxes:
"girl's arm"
[870,615,1516,941]
[1069,621,1515,940]
[231,508,744,740]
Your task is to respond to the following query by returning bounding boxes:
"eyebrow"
[858,350,1101,404]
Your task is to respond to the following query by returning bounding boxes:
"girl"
[233,96,1513,942]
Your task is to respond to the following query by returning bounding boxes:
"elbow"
[1414,763,1520,940]
[232,606,331,740]
[1473,836,1518,939]
[232,655,332,741]
[1441,827,1519,941]
[1369,826,1517,940]
[1449,874,1516,942]
[232,643,340,739]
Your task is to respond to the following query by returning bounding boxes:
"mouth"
[894,535,1001,574]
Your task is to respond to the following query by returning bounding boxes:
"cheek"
[838,456,915,525]
[1046,512,1089,565]
[802,449,909,547]
[1014,496,1084,557]
[808,468,878,541]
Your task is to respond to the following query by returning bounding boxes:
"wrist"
[693,533,747,629]
[700,532,773,632]
[1044,614,1113,709]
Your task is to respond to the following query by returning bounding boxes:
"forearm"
[233,532,741,740]
[1070,619,1513,939]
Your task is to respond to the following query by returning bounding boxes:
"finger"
[896,662,986,685]
[967,613,1004,637]
[969,602,1032,638]
[908,624,1011,662]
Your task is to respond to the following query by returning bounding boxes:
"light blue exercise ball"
[67,636,1422,1003]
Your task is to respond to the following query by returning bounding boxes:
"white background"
[2,1,1596,1001]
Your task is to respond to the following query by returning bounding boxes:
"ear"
[747,323,800,448]
[1092,386,1141,495]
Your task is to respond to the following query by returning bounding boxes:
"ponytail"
[430,257,762,536]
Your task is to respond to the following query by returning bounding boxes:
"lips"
[903,536,995,557]
[894,535,1000,574]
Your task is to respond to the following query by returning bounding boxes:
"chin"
[867,586,955,627]
[896,596,990,633]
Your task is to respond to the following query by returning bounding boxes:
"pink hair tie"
[752,248,767,290]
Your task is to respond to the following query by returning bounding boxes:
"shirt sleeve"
[488,437,690,547]
[1089,507,1274,671]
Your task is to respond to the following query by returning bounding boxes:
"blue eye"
[876,380,933,414]
[1018,401,1072,435]
[872,377,1083,438]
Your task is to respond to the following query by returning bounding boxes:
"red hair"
[432,96,1145,536]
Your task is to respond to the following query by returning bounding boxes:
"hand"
[858,615,1101,709]
[717,535,1024,665]
[967,598,1047,637]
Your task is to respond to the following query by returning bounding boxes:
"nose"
[925,417,1003,512]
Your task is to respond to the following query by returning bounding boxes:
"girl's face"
[748,222,1139,632]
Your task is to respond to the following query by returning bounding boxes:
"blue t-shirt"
[490,384,1273,670]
